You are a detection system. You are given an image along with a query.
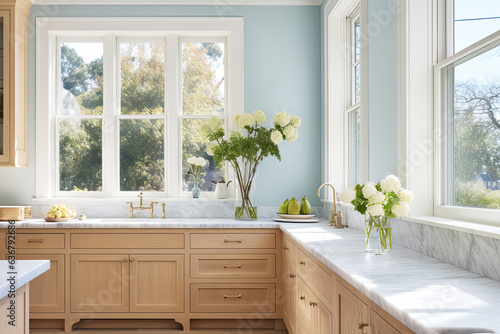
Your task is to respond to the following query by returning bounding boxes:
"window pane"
[120,42,165,115]
[454,0,500,53]
[120,119,165,191]
[182,42,225,115]
[354,20,360,62]
[348,109,360,187]
[59,119,102,191]
[182,118,225,192]
[452,44,500,209]
[354,63,360,103]
[60,42,103,115]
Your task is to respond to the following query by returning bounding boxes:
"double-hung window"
[36,18,243,199]
[435,0,500,223]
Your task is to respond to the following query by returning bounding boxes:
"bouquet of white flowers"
[187,157,207,198]
[340,175,413,253]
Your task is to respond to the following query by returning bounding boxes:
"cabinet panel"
[71,254,130,313]
[338,282,369,334]
[190,233,276,249]
[191,254,275,279]
[297,249,333,303]
[371,309,401,334]
[191,283,276,313]
[0,284,28,334]
[71,233,184,249]
[130,254,184,313]
[282,236,296,334]
[10,234,65,249]
[296,277,314,333]
[15,254,64,313]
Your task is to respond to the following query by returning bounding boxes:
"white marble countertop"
[0,260,50,300]
[0,218,498,333]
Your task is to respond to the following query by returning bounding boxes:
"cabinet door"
[15,254,64,313]
[337,283,369,334]
[282,236,296,334]
[316,297,332,334]
[296,277,314,333]
[370,310,401,334]
[0,11,9,161]
[130,254,184,313]
[71,254,130,313]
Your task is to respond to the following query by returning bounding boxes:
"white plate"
[273,217,319,223]
[43,217,74,222]
[277,213,316,219]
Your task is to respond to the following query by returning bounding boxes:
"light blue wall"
[366,0,398,181]
[0,5,321,206]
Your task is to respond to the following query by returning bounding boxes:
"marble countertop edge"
[0,260,50,300]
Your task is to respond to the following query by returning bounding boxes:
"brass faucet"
[126,192,165,219]
[317,183,346,229]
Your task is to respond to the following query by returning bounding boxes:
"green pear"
[288,198,300,215]
[279,199,289,214]
[300,196,311,215]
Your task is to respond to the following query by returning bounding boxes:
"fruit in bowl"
[45,203,76,219]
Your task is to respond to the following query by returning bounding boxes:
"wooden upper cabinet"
[0,0,31,167]
[337,282,369,334]
[130,254,184,313]
[71,254,130,313]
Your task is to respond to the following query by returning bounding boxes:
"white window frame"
[323,0,367,201]
[35,17,243,200]
[433,3,500,225]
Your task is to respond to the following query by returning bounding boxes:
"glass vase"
[365,214,392,254]
[234,167,257,221]
[192,177,201,199]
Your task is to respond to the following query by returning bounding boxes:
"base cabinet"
[370,310,401,334]
[0,284,29,334]
[296,277,332,334]
[338,282,369,334]
[282,236,297,334]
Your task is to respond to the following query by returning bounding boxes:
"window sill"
[32,197,237,205]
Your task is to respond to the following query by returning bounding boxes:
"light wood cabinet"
[15,254,64,313]
[0,0,31,167]
[0,284,29,333]
[130,254,184,313]
[282,236,297,334]
[296,277,332,334]
[338,282,369,334]
[371,309,401,334]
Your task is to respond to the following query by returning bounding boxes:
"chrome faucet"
[317,183,346,229]
[126,192,165,219]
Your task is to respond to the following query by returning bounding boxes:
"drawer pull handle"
[358,322,369,329]
[224,294,242,299]
[130,258,135,262]
[309,301,317,307]
[299,261,306,265]
[27,239,43,243]
[289,273,296,278]
[224,239,242,243]
[224,264,242,268]
[123,258,128,262]
[300,295,305,300]
[283,245,289,250]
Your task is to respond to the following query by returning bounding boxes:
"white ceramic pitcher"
[212,180,232,199]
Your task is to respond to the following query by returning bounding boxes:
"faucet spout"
[317,183,346,229]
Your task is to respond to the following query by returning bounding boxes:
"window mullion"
[166,35,180,197]
[103,34,118,198]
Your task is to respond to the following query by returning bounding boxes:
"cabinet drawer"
[191,254,275,279]
[190,233,276,249]
[8,234,65,249]
[297,249,333,303]
[191,284,276,313]
[70,233,184,249]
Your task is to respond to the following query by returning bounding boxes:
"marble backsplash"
[323,202,500,282]
[30,202,322,219]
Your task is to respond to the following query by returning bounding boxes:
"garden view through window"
[449,0,500,209]
[58,38,227,195]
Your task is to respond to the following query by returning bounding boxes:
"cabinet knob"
[309,301,317,307]
[358,322,369,329]
[289,273,296,278]
[130,258,135,262]
[299,261,306,265]
[283,245,289,250]
[123,258,128,262]
[300,295,305,300]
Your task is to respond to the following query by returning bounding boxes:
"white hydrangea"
[253,110,266,124]
[233,114,242,125]
[398,189,414,204]
[368,191,385,204]
[270,130,283,145]
[340,188,356,204]
[290,116,302,128]
[283,125,296,139]
[362,183,377,199]
[187,157,197,165]
[380,175,402,193]
[206,143,217,156]
[188,157,207,167]
[238,113,255,128]
[208,116,222,131]
[287,131,299,143]
[391,201,409,217]
[367,204,384,216]
[273,112,291,128]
